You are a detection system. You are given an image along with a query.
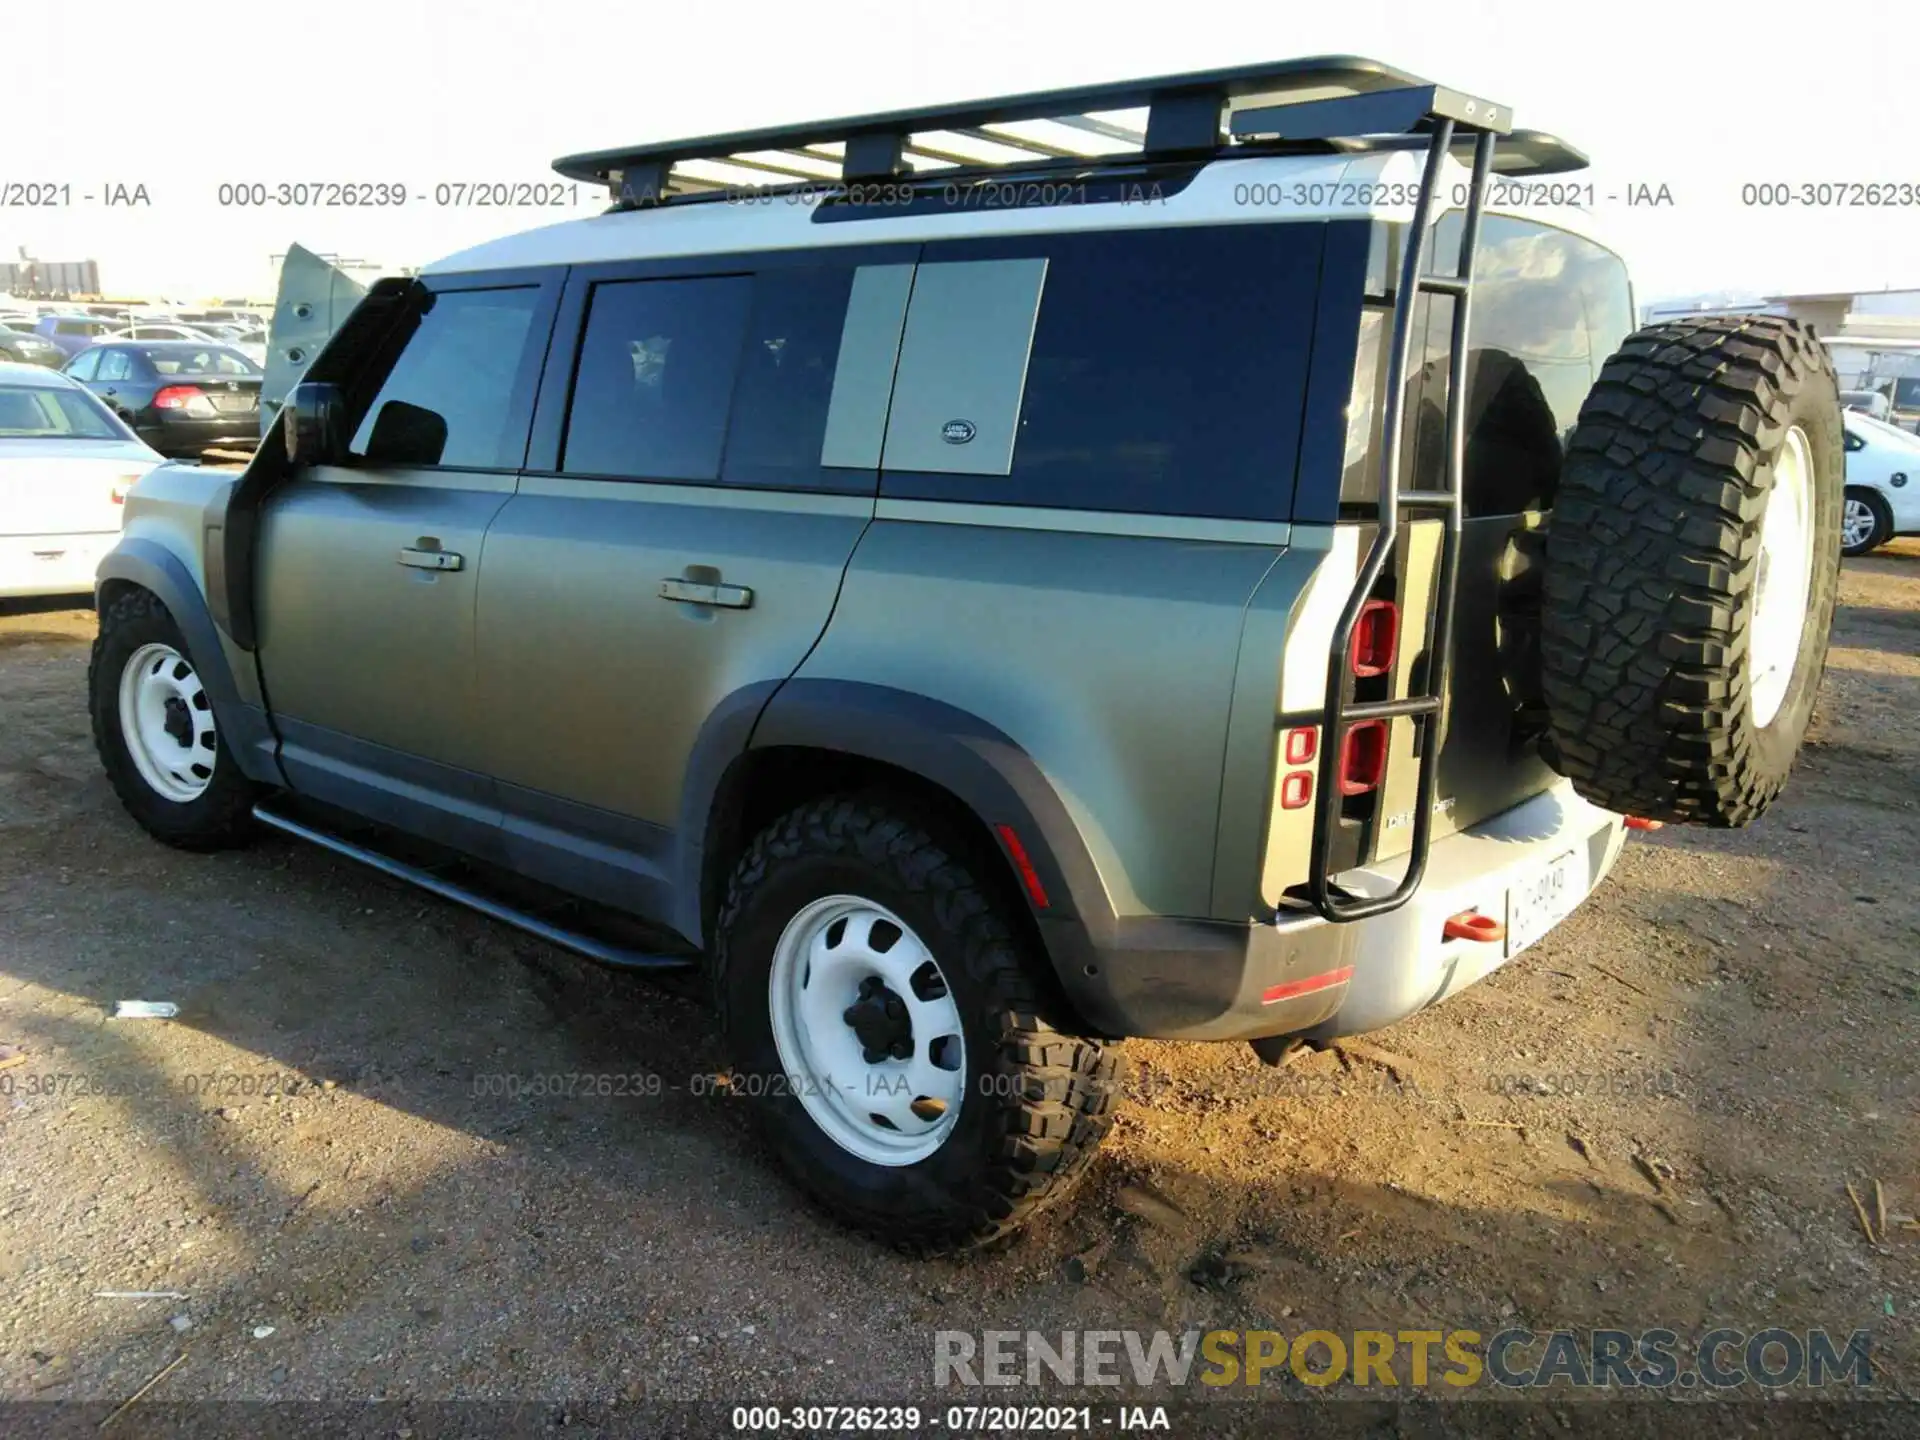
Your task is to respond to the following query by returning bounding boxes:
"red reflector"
[1279,771,1312,810]
[995,824,1050,910]
[1443,910,1506,943]
[1624,816,1664,831]
[1283,726,1317,765]
[1262,965,1354,1005]
[1350,599,1399,678]
[1338,720,1389,795]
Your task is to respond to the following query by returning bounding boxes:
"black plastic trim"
[95,537,284,787]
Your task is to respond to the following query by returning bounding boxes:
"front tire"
[714,797,1122,1254]
[1842,487,1893,557]
[90,587,258,849]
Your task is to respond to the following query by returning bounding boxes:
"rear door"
[470,250,912,917]
[252,272,560,856]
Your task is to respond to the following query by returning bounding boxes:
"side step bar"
[251,801,698,972]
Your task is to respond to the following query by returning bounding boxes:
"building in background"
[2,256,103,299]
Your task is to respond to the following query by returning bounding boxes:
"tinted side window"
[562,276,752,480]
[351,287,541,469]
[1405,215,1635,515]
[66,349,100,381]
[880,225,1324,519]
[98,350,134,382]
[721,267,857,489]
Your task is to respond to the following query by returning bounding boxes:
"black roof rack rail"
[551,55,1548,207]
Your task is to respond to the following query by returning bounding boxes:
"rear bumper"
[1056,780,1626,1042]
[135,416,259,456]
[0,531,119,598]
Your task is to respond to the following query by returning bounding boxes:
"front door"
[253,274,559,855]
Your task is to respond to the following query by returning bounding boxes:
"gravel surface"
[0,545,1915,1432]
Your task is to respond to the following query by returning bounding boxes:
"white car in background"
[1843,411,1920,556]
[0,363,163,598]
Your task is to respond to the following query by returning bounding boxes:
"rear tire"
[714,796,1122,1255]
[90,587,258,849]
[1543,315,1842,826]
[1842,487,1893,557]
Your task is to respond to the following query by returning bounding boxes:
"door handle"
[658,577,752,609]
[398,546,464,572]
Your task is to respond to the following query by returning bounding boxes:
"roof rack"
[551,55,1583,207]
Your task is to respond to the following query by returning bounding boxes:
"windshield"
[0,383,134,440]
[147,347,260,377]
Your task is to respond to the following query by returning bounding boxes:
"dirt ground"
[1,545,1916,1434]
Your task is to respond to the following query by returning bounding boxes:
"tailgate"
[1369,514,1557,863]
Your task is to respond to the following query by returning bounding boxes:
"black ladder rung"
[1344,695,1443,722]
[1419,274,1470,297]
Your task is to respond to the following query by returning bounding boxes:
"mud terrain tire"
[1543,316,1842,825]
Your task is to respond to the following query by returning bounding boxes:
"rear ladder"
[1308,110,1502,922]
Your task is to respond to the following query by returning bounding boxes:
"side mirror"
[282,381,347,467]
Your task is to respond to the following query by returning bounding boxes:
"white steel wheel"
[1841,494,1880,552]
[116,642,218,803]
[766,894,967,1167]
[1749,425,1817,729]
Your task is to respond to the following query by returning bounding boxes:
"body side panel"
[796,512,1283,919]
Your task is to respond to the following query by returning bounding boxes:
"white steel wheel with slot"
[1747,425,1816,729]
[766,894,967,1166]
[90,586,258,849]
[117,642,218,802]
[714,795,1124,1255]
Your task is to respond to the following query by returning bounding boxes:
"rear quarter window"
[879,224,1326,521]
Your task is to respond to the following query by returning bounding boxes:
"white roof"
[423,149,1617,276]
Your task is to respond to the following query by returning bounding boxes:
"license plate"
[1505,849,1581,957]
[210,393,256,412]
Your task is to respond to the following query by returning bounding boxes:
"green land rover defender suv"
[88,57,1843,1252]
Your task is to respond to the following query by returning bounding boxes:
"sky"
[6,0,1918,305]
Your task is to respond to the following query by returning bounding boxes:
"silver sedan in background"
[0,362,164,598]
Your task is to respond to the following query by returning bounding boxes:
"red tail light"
[1338,720,1389,795]
[1279,771,1313,809]
[1283,726,1317,765]
[152,385,209,412]
[1350,599,1399,677]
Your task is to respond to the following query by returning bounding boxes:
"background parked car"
[0,362,163,597]
[107,323,222,344]
[0,324,66,368]
[1843,411,1920,555]
[63,341,262,458]
[33,314,120,358]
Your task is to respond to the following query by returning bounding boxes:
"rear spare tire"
[1542,315,1842,825]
